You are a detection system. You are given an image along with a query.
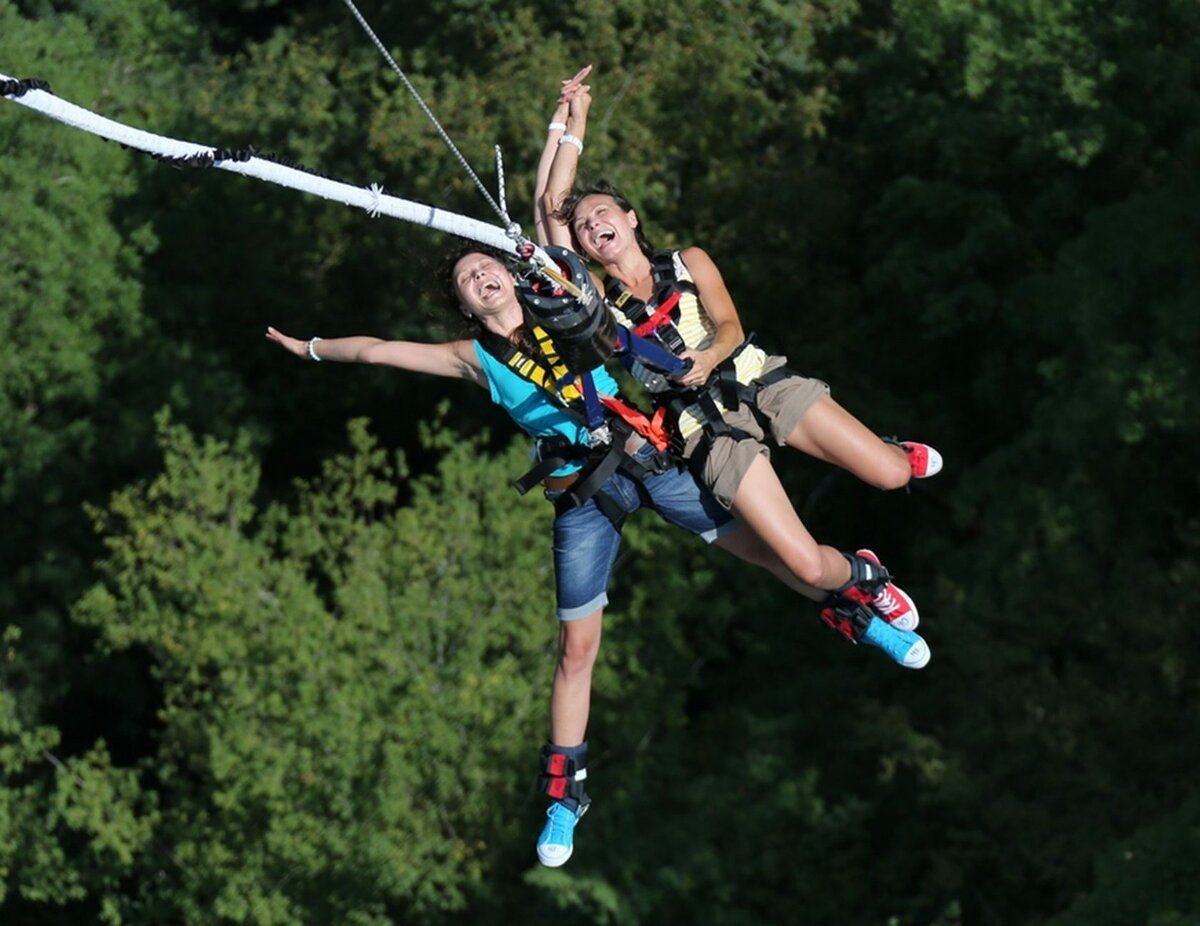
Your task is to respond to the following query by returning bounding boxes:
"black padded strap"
[512,453,574,495]
[1,77,50,97]
[539,743,591,809]
[819,597,875,641]
[554,441,626,515]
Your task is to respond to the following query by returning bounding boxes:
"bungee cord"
[0,71,549,265]
[494,145,511,226]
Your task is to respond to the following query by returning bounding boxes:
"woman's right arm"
[541,78,593,250]
[265,326,486,388]
[534,65,591,245]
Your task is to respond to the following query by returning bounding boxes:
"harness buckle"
[585,424,612,448]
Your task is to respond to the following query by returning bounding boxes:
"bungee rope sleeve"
[0,70,551,264]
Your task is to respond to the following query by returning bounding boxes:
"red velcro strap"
[546,777,568,799]
[632,291,682,337]
[546,753,568,777]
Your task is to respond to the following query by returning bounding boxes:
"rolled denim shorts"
[550,445,736,621]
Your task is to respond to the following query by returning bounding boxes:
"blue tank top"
[473,341,620,476]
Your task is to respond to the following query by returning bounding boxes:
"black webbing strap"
[554,440,625,515]
[819,597,876,642]
[715,363,742,411]
[539,743,590,809]
[1,78,50,97]
[736,363,803,435]
[709,335,762,411]
[604,251,690,355]
[545,419,677,529]
[512,451,577,495]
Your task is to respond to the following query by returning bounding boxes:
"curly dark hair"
[436,239,543,355]
[555,180,656,258]
[435,239,520,337]
[436,240,516,308]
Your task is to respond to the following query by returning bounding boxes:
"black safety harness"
[477,328,675,529]
[604,250,799,471]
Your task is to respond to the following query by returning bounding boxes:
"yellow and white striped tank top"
[609,250,766,441]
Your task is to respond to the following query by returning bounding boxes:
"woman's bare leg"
[726,454,851,590]
[714,525,825,600]
[783,396,911,490]
[549,609,603,746]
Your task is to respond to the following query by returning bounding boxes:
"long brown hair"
[555,180,656,258]
[437,240,541,356]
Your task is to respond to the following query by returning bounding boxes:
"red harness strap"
[597,394,671,451]
[631,290,683,338]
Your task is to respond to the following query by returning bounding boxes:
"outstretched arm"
[540,74,593,250]
[534,65,591,245]
[265,326,486,388]
[675,247,747,388]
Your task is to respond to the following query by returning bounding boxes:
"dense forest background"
[2,0,1198,923]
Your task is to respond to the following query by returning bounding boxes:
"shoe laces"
[874,585,902,615]
[544,803,576,845]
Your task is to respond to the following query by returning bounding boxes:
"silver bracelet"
[306,336,323,361]
[559,133,583,154]
[547,121,567,132]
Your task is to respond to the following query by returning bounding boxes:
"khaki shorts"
[681,355,830,509]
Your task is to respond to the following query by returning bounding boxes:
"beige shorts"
[681,355,830,509]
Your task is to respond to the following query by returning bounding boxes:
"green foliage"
[0,0,203,744]
[895,0,1116,164]
[0,627,155,918]
[67,413,560,922]
[1046,792,1200,926]
[0,6,144,502]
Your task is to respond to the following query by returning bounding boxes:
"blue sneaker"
[860,615,931,669]
[537,801,586,867]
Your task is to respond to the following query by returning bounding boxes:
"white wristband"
[547,121,567,132]
[559,133,583,154]
[307,336,323,361]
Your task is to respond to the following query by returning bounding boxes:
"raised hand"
[558,64,592,104]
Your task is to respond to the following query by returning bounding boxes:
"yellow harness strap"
[504,324,584,404]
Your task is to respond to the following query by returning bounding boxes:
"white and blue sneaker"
[536,801,587,867]
[860,615,931,669]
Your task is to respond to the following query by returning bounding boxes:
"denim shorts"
[550,445,736,620]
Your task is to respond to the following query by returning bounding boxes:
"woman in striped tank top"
[538,69,942,649]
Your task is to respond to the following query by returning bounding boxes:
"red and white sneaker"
[839,549,920,632]
[897,440,942,479]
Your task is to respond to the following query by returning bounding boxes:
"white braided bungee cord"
[0,71,554,268]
